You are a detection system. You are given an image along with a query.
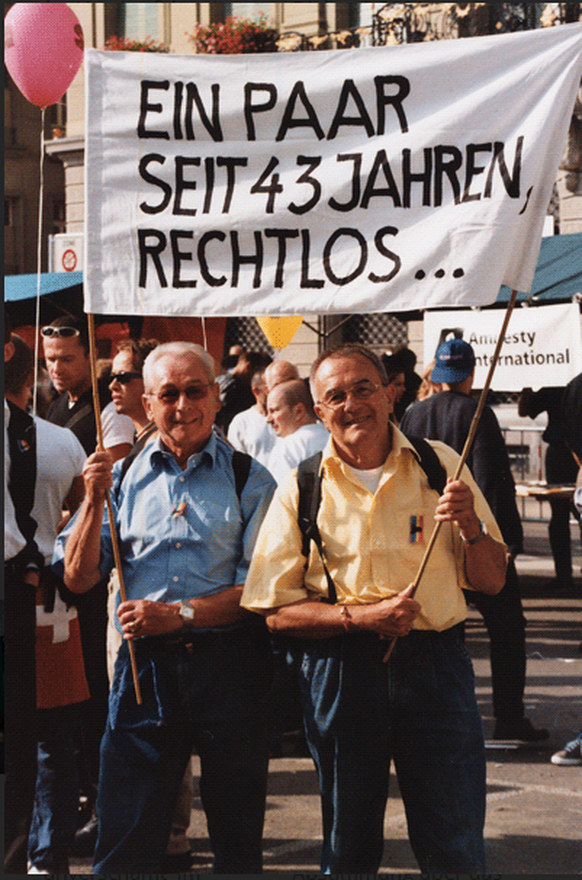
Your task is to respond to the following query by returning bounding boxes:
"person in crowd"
[228,344,245,359]
[242,342,507,874]
[550,373,582,766]
[215,350,271,433]
[106,337,197,872]
[43,315,134,459]
[264,378,329,756]
[4,317,43,874]
[57,342,276,873]
[266,379,329,484]
[6,335,89,874]
[389,346,423,420]
[551,458,582,767]
[227,367,277,468]
[562,371,582,469]
[264,359,300,393]
[42,315,135,854]
[108,339,159,448]
[417,359,441,401]
[105,339,160,680]
[381,353,407,424]
[518,382,579,592]
[400,339,548,743]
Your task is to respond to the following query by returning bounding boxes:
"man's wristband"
[460,519,488,546]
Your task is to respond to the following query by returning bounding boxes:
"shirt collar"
[321,423,421,474]
[148,430,217,472]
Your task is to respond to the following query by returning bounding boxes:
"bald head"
[266,379,315,437]
[264,360,299,393]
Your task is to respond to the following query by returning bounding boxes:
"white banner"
[85,24,582,317]
[424,303,582,391]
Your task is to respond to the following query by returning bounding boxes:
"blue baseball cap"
[431,338,475,384]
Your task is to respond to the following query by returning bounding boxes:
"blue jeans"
[28,703,83,873]
[299,625,486,874]
[93,627,271,874]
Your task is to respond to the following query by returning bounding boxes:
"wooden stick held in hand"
[383,290,519,662]
[87,314,142,703]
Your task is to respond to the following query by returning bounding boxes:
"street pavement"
[70,518,581,876]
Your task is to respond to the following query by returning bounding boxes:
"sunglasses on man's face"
[109,371,142,385]
[40,326,80,338]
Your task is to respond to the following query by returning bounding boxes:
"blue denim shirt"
[55,432,276,629]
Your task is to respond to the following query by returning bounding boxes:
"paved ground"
[70,518,581,876]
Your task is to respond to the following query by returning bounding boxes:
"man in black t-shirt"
[401,338,548,743]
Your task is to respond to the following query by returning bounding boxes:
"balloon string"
[33,107,45,417]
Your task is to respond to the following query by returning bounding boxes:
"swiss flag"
[35,587,90,709]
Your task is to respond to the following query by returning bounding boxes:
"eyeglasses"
[110,371,142,385]
[41,326,80,339]
[150,383,215,405]
[318,380,384,411]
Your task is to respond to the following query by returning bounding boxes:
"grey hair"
[309,343,388,398]
[142,342,216,392]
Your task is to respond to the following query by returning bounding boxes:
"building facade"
[7,2,582,374]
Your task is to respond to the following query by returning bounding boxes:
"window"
[119,3,160,40]
[224,3,270,20]
[5,198,15,228]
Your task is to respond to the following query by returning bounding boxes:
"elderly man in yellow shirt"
[242,342,507,875]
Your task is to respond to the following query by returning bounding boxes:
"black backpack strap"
[297,452,337,605]
[406,435,447,496]
[114,423,158,502]
[63,402,94,433]
[7,401,42,569]
[232,449,252,500]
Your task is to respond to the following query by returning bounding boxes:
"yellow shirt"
[242,426,506,632]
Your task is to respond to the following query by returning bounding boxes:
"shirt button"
[175,542,182,549]
[173,576,179,582]
[179,476,185,483]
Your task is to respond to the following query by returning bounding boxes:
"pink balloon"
[5,3,84,109]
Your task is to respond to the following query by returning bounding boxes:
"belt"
[143,625,264,654]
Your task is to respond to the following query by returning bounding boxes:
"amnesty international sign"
[84,24,582,317]
[424,302,582,391]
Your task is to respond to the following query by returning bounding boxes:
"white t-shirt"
[32,417,87,564]
[4,398,26,561]
[101,400,135,449]
[267,421,330,484]
[347,464,384,495]
[227,406,277,468]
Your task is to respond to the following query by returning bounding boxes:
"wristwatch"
[460,519,488,546]
[178,600,195,627]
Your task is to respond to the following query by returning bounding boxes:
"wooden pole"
[383,289,519,661]
[87,314,142,703]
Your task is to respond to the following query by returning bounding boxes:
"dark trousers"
[299,626,486,874]
[94,627,272,874]
[4,563,37,874]
[28,703,83,873]
[545,443,578,585]
[76,579,109,789]
[464,557,526,721]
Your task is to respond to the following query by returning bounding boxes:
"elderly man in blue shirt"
[58,341,276,874]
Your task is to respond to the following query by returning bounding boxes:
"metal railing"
[500,426,549,522]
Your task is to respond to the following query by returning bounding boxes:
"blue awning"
[498,233,582,303]
[4,271,83,302]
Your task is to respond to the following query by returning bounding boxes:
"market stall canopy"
[4,271,84,326]
[497,233,582,303]
[4,271,83,301]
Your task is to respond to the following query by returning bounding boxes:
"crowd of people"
[4,314,581,874]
